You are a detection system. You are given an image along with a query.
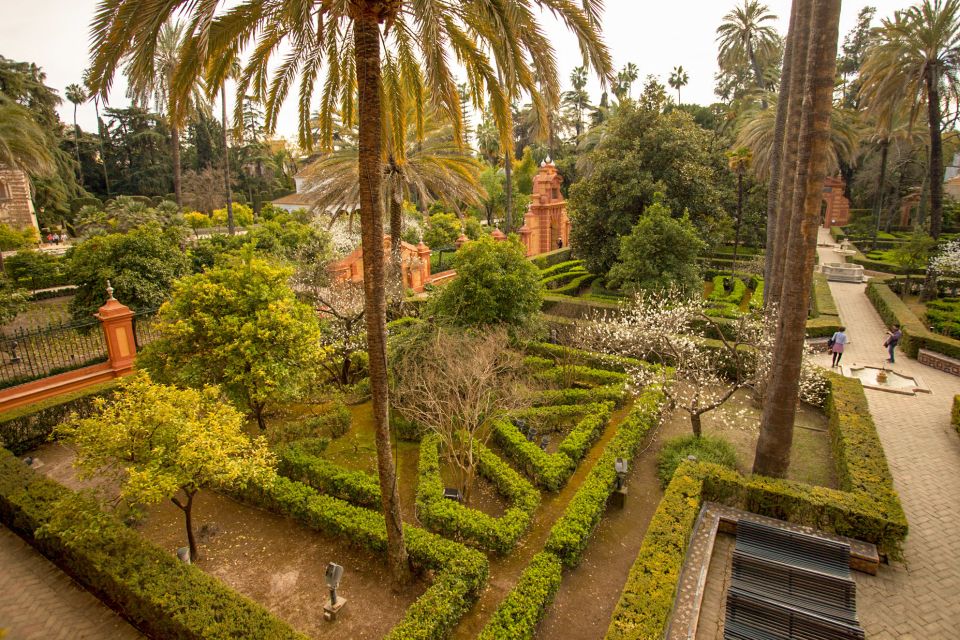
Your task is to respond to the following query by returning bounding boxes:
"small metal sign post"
[323,562,346,621]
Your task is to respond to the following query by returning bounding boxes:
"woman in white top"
[830,327,848,368]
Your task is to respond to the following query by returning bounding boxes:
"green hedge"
[541,294,623,319]
[550,273,597,296]
[605,461,705,640]
[415,434,539,553]
[830,226,846,242]
[526,341,643,373]
[0,449,306,639]
[953,395,960,436]
[811,272,839,317]
[480,383,667,639]
[707,275,748,305]
[276,442,381,508]
[492,402,614,491]
[0,382,119,455]
[537,259,585,278]
[849,250,924,275]
[231,474,489,640]
[541,266,589,289]
[604,373,908,640]
[531,384,626,408]
[866,280,960,360]
[476,552,563,640]
[531,247,573,269]
[532,365,627,388]
[545,386,665,567]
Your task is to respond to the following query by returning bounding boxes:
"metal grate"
[0,319,107,389]
[132,309,161,350]
[724,521,865,640]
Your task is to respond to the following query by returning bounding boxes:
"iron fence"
[132,309,161,350]
[0,318,107,390]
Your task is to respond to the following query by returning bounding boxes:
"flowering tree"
[313,281,367,388]
[576,291,825,437]
[930,238,960,279]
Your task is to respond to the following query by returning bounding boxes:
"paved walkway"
[0,525,142,639]
[816,230,960,637]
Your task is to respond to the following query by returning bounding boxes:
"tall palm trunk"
[504,149,513,233]
[732,171,744,276]
[768,2,811,303]
[222,84,235,235]
[390,190,403,259]
[72,104,85,187]
[171,122,183,206]
[922,64,944,300]
[749,42,769,109]
[354,6,409,582]
[94,99,111,198]
[764,2,799,303]
[754,0,840,478]
[871,139,890,250]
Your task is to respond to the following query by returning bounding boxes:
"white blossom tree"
[930,238,960,280]
[576,291,825,437]
[313,281,367,388]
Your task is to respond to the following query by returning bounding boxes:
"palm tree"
[754,0,841,478]
[0,97,54,175]
[562,66,591,138]
[726,146,752,276]
[716,1,780,105]
[65,84,86,186]
[88,0,612,582]
[83,71,111,197]
[299,109,486,250]
[612,62,639,102]
[668,65,689,103]
[123,20,209,206]
[859,0,960,244]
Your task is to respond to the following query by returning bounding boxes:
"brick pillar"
[417,241,431,283]
[95,283,137,375]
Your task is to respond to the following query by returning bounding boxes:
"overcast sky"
[2,0,910,145]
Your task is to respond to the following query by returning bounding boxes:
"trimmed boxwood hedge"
[476,551,563,640]
[953,395,960,436]
[492,402,614,491]
[479,383,667,639]
[276,442,381,508]
[230,473,489,640]
[0,381,119,455]
[532,365,627,388]
[811,273,839,317]
[531,384,626,408]
[531,247,573,269]
[604,372,908,640]
[526,341,644,373]
[415,434,539,553]
[0,448,306,639]
[866,279,960,360]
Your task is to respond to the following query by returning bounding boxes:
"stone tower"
[518,158,570,256]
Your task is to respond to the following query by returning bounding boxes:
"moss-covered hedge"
[604,373,908,640]
[0,448,307,639]
[415,434,539,553]
[276,443,381,508]
[231,473,489,640]
[0,382,119,455]
[866,279,960,360]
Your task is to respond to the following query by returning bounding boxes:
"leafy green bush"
[0,382,118,455]
[416,434,539,553]
[0,449,306,639]
[276,442,380,508]
[655,434,738,488]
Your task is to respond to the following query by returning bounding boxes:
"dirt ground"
[27,442,427,639]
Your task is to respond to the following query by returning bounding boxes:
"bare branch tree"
[392,327,526,503]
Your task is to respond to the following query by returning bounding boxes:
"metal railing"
[132,309,161,350]
[0,319,108,390]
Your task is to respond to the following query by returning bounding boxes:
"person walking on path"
[829,327,848,368]
[884,325,902,363]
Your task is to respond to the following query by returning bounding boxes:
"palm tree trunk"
[504,150,513,233]
[171,122,183,206]
[754,0,840,478]
[73,104,85,187]
[748,42,768,110]
[354,6,409,583]
[222,84,235,235]
[390,191,403,259]
[871,139,890,250]
[768,2,811,304]
[922,65,944,300]
[94,99,111,197]
[732,171,744,277]
[764,1,799,304]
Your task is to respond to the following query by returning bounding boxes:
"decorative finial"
[545,155,552,165]
[540,160,546,167]
[106,280,115,300]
